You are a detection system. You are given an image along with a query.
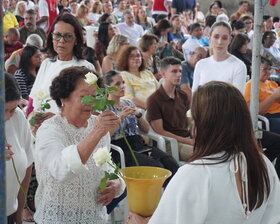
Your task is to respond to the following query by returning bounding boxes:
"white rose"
[35,90,49,102]
[186,109,192,118]
[93,147,111,167]
[85,72,98,85]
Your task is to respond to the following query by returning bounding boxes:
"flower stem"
[11,157,26,198]
[122,134,139,166]
[5,138,26,197]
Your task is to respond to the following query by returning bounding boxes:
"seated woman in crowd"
[104,70,179,178]
[102,34,129,74]
[168,14,186,52]
[34,66,124,224]
[262,31,280,63]
[116,45,159,110]
[127,81,280,224]
[14,45,42,99]
[95,22,116,64]
[139,34,161,80]
[244,57,280,134]
[5,73,34,224]
[135,6,153,31]
[229,33,251,78]
[75,4,91,26]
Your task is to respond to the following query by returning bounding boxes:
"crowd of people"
[3,0,280,223]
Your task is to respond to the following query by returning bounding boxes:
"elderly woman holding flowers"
[33,66,124,224]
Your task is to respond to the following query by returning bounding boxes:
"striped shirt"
[14,69,35,99]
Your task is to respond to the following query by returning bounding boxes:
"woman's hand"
[126,212,151,224]
[96,179,121,206]
[5,144,14,161]
[94,111,121,137]
[120,106,137,119]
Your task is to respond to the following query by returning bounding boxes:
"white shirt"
[149,153,280,224]
[115,22,144,46]
[5,108,34,216]
[192,55,247,93]
[263,45,280,61]
[30,57,95,113]
[34,115,125,224]
[26,0,35,10]
[38,0,49,32]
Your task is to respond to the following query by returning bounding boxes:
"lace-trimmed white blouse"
[34,114,125,224]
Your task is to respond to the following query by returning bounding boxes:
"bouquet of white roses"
[29,90,51,126]
[93,147,121,190]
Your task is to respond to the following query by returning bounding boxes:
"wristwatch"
[135,112,143,119]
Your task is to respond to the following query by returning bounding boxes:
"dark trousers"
[264,113,280,134]
[260,130,280,178]
[7,212,16,224]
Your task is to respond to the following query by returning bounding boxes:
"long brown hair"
[190,81,270,210]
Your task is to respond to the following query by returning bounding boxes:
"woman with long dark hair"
[95,22,116,64]
[14,46,42,99]
[229,33,251,77]
[127,81,280,224]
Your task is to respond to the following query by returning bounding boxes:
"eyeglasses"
[52,32,75,42]
[244,22,253,25]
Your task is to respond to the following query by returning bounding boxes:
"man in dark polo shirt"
[19,9,46,44]
[147,57,194,161]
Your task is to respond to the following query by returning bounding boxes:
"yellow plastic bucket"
[121,166,171,217]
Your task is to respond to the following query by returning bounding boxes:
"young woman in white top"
[127,81,280,224]
[5,73,34,224]
[192,21,247,93]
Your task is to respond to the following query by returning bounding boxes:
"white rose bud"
[85,72,98,85]
[93,147,112,167]
[35,90,49,102]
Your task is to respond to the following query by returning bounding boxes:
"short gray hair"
[26,34,44,49]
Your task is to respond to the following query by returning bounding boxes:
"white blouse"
[34,114,125,224]
[149,153,280,224]
[30,57,95,114]
[5,108,34,216]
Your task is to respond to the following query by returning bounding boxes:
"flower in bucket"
[29,90,51,126]
[93,147,122,190]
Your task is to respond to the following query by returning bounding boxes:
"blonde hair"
[106,34,129,55]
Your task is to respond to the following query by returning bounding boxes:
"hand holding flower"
[5,144,14,161]
[96,179,121,206]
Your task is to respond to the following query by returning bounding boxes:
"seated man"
[4,28,23,61]
[19,9,46,44]
[244,57,280,134]
[115,10,144,46]
[147,57,193,162]
[180,46,207,98]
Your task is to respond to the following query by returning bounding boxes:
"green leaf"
[96,87,105,95]
[44,103,51,109]
[107,86,119,92]
[99,176,108,191]
[29,114,42,126]
[81,96,96,104]
[107,173,118,180]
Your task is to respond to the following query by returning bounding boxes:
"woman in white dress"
[34,66,124,224]
[5,73,34,224]
[127,81,280,224]
[192,21,247,93]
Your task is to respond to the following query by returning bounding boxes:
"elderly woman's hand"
[96,179,121,206]
[5,144,14,161]
[94,111,120,136]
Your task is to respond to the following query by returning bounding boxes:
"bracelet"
[135,112,143,119]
